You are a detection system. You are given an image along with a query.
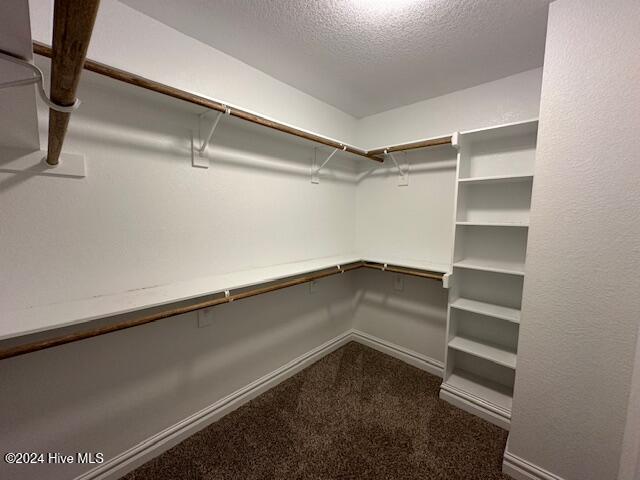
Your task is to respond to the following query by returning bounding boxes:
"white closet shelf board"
[457,119,538,180]
[33,46,455,165]
[362,256,450,274]
[454,258,525,276]
[457,174,534,185]
[456,221,529,227]
[45,57,369,166]
[448,336,517,369]
[459,118,539,143]
[450,298,521,324]
[442,370,513,414]
[0,254,447,341]
[0,254,361,341]
[455,181,532,224]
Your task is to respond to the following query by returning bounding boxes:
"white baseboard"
[350,329,444,378]
[74,329,443,480]
[502,450,565,480]
[439,385,511,430]
[75,330,352,480]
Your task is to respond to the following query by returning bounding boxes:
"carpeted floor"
[123,342,510,480]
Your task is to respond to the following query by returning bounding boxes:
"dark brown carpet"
[123,342,510,480]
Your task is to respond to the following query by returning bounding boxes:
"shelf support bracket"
[193,106,230,168]
[311,145,346,184]
[0,50,82,114]
[385,149,409,186]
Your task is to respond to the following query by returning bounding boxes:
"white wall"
[0,273,355,480]
[352,269,448,366]
[0,56,360,480]
[0,4,547,478]
[351,70,543,362]
[354,66,543,268]
[354,145,457,269]
[507,1,640,479]
[29,0,358,144]
[354,68,542,150]
[0,64,357,314]
[619,333,640,480]
[0,0,39,150]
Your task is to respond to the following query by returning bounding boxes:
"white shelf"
[450,298,521,323]
[1,254,364,341]
[460,118,539,142]
[443,370,513,413]
[458,174,533,184]
[1,253,451,341]
[456,221,529,227]
[448,336,517,369]
[362,255,450,274]
[454,258,525,276]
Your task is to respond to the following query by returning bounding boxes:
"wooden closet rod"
[366,136,453,158]
[45,0,101,165]
[0,261,443,361]
[33,42,453,160]
[32,42,377,162]
[362,262,444,281]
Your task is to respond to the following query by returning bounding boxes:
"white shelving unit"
[440,119,538,430]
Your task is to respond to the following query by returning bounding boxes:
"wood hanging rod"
[0,261,443,361]
[366,136,453,158]
[46,0,101,165]
[32,42,376,162]
[362,262,445,281]
[32,42,452,161]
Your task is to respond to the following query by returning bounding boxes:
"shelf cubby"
[458,120,538,180]
[450,297,521,324]
[448,335,516,369]
[448,308,519,368]
[456,179,533,225]
[453,225,528,276]
[452,268,524,310]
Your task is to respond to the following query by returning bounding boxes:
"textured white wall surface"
[0,274,355,480]
[29,0,359,144]
[0,0,39,150]
[507,1,640,479]
[354,67,543,150]
[0,64,357,314]
[120,0,551,118]
[0,3,548,478]
[352,269,448,363]
[355,145,457,269]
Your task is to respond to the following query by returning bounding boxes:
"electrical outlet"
[198,308,214,328]
[309,280,319,294]
[394,274,404,291]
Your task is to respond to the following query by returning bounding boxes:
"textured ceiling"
[121,0,551,118]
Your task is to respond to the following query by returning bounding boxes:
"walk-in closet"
[1,1,639,480]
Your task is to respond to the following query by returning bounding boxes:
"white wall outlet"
[198,308,214,327]
[309,280,319,294]
[394,274,404,291]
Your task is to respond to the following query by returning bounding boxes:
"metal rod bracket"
[311,145,346,183]
[0,50,81,114]
[384,149,409,186]
[193,106,230,168]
